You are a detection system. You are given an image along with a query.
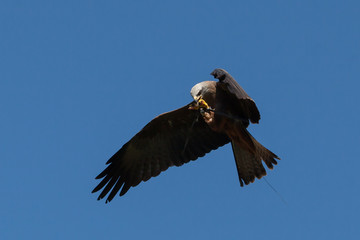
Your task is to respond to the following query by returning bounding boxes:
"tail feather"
[231,128,280,186]
[231,141,266,186]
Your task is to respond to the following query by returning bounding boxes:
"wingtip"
[92,185,101,193]
[210,68,227,81]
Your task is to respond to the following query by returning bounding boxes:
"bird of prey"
[92,68,280,203]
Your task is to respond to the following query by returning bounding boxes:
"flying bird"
[92,68,280,203]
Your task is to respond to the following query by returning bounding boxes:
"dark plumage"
[93,68,280,203]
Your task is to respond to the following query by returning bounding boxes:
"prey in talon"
[188,96,211,112]
[197,98,210,110]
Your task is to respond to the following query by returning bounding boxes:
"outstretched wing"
[211,68,260,124]
[92,102,230,202]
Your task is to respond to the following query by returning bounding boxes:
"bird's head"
[190,82,204,103]
[189,82,213,110]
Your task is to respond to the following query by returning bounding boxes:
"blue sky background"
[1,1,359,239]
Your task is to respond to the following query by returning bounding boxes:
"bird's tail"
[231,128,279,186]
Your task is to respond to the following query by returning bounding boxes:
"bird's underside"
[92,68,280,203]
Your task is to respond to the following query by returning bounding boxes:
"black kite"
[92,69,280,202]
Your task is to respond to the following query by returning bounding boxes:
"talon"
[188,97,210,111]
[198,98,209,109]
[188,102,200,110]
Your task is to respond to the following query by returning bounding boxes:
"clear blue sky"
[1,1,359,239]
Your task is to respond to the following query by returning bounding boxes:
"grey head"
[190,81,215,101]
[190,82,204,101]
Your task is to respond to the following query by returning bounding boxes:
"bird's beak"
[193,95,201,102]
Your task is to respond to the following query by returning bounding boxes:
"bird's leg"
[201,109,216,128]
